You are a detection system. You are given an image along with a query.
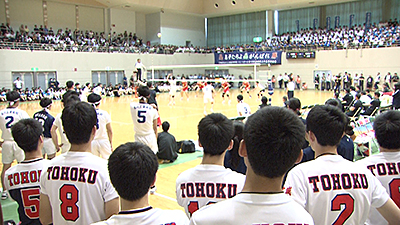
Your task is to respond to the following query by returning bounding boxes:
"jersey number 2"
[188,201,215,217]
[21,188,40,219]
[137,110,146,123]
[5,116,14,129]
[331,194,354,225]
[60,184,79,221]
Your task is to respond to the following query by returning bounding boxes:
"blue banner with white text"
[214,51,282,65]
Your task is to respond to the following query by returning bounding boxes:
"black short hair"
[306,105,347,146]
[138,85,150,97]
[108,142,158,201]
[62,90,79,103]
[237,94,243,101]
[288,97,301,113]
[162,121,170,132]
[373,110,400,149]
[63,95,81,108]
[375,91,381,98]
[39,97,52,108]
[87,93,101,104]
[62,102,97,144]
[66,80,74,89]
[261,96,268,104]
[11,119,42,152]
[6,90,20,102]
[244,107,305,178]
[355,93,361,99]
[198,113,234,155]
[325,98,340,108]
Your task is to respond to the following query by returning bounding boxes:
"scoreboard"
[286,51,316,59]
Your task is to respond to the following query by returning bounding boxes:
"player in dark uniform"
[33,98,56,159]
[4,119,47,225]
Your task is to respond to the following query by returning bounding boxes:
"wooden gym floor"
[0,87,333,221]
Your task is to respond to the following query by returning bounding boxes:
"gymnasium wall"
[0,48,399,89]
[109,8,136,34]
[47,1,76,30]
[160,13,206,47]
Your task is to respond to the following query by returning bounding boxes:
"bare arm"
[39,193,52,225]
[104,197,119,219]
[50,125,60,152]
[106,123,113,150]
[153,119,158,138]
[376,198,400,225]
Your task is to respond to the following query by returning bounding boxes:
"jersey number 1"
[60,184,79,221]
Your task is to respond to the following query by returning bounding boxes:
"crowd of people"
[1,19,399,53]
[0,73,400,224]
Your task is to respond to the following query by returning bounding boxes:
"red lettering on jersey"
[13,173,20,185]
[206,183,215,197]
[341,174,352,189]
[7,174,13,187]
[331,174,342,190]
[195,183,206,197]
[87,170,98,184]
[367,165,376,176]
[360,174,368,188]
[377,163,387,176]
[51,166,60,180]
[47,166,53,180]
[70,167,78,181]
[387,163,398,175]
[60,167,70,180]
[215,183,226,198]
[186,183,195,197]
[29,170,38,183]
[227,184,237,198]
[285,187,292,196]
[309,176,320,192]
[78,168,88,182]
[321,175,331,191]
[351,173,361,189]
[180,183,186,198]
[21,171,29,184]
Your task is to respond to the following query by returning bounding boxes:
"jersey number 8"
[60,184,79,221]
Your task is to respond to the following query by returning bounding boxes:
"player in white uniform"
[0,91,30,199]
[176,113,245,217]
[190,107,314,225]
[356,110,400,225]
[284,105,400,225]
[202,81,215,115]
[167,74,177,106]
[33,97,57,159]
[236,94,251,117]
[92,142,188,225]
[50,91,80,154]
[88,93,113,159]
[39,102,119,225]
[4,119,48,224]
[130,85,159,154]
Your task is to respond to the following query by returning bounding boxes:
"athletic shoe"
[150,186,157,194]
[1,191,8,200]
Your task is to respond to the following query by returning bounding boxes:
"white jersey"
[91,207,189,225]
[190,193,314,225]
[169,80,177,95]
[40,151,118,225]
[14,80,23,89]
[93,86,102,96]
[356,152,400,225]
[4,158,48,224]
[237,101,251,116]
[0,107,30,141]
[130,102,158,136]
[54,113,70,153]
[287,81,295,91]
[203,84,214,99]
[284,155,390,225]
[176,164,245,217]
[94,109,111,140]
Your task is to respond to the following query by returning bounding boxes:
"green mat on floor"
[159,150,203,169]
[1,196,19,223]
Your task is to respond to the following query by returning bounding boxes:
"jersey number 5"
[21,188,40,219]
[137,110,146,123]
[60,184,79,221]
[331,193,354,225]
